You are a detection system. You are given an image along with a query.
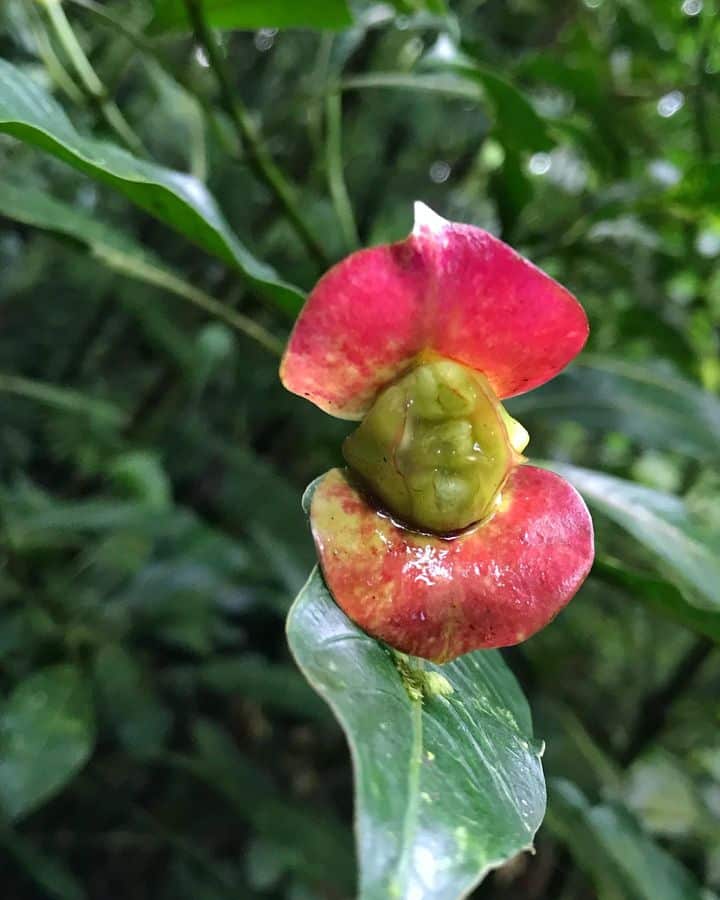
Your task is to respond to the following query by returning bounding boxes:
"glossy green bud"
[343,357,527,534]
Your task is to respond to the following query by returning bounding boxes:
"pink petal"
[309,465,594,662]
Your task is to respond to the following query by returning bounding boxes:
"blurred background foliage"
[0,0,719,897]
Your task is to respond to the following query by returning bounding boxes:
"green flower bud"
[343,357,527,534]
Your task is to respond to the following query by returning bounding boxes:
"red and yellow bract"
[281,203,594,662]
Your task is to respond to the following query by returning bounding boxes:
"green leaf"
[93,644,172,759]
[287,568,546,900]
[510,356,720,462]
[196,654,332,722]
[0,827,87,900]
[184,719,355,890]
[547,463,720,613]
[341,72,481,102]
[424,38,553,151]
[0,179,287,347]
[547,779,706,900]
[594,557,720,644]
[0,60,303,315]
[0,372,126,427]
[150,0,353,32]
[0,664,95,820]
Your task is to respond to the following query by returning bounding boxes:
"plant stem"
[183,0,330,269]
[23,0,85,104]
[325,89,359,251]
[41,0,145,155]
[0,373,126,426]
[94,246,284,356]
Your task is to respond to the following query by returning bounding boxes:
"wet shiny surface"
[310,466,594,662]
[343,357,524,534]
[287,568,546,899]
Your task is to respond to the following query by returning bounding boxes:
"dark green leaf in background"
[594,558,720,645]
[287,569,546,900]
[0,59,304,315]
[182,718,355,890]
[150,0,353,33]
[0,827,87,900]
[0,179,287,350]
[548,463,720,613]
[94,644,172,759]
[0,664,95,820]
[510,356,720,463]
[547,779,707,900]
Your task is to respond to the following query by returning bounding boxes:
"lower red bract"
[310,466,594,663]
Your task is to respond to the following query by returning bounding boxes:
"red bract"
[309,467,593,663]
[281,203,594,662]
[281,203,588,419]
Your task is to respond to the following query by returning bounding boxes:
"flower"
[281,203,594,663]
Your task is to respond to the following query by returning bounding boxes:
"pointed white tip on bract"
[412,201,449,236]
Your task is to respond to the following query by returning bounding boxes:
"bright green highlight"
[343,357,527,534]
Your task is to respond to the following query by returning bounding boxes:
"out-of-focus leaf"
[94,644,172,759]
[0,179,288,345]
[547,463,720,613]
[0,60,303,315]
[195,654,331,722]
[208,444,314,593]
[287,568,546,900]
[183,719,355,890]
[387,0,449,13]
[0,373,126,427]
[672,162,720,210]
[2,497,170,550]
[0,664,95,820]
[625,753,707,839]
[109,451,172,509]
[594,558,720,644]
[341,72,480,101]
[546,779,706,900]
[490,147,533,237]
[150,0,353,32]
[510,356,720,462]
[0,827,87,900]
[424,37,553,151]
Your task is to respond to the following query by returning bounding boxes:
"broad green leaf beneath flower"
[510,356,720,462]
[0,665,95,820]
[0,59,303,316]
[547,463,720,613]
[150,0,353,32]
[287,568,546,900]
[546,779,707,900]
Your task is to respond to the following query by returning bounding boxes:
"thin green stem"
[40,0,145,155]
[65,0,155,53]
[0,373,126,426]
[23,0,85,104]
[94,245,284,357]
[325,89,359,251]
[183,0,330,269]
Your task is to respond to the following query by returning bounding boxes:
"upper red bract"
[281,204,588,419]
